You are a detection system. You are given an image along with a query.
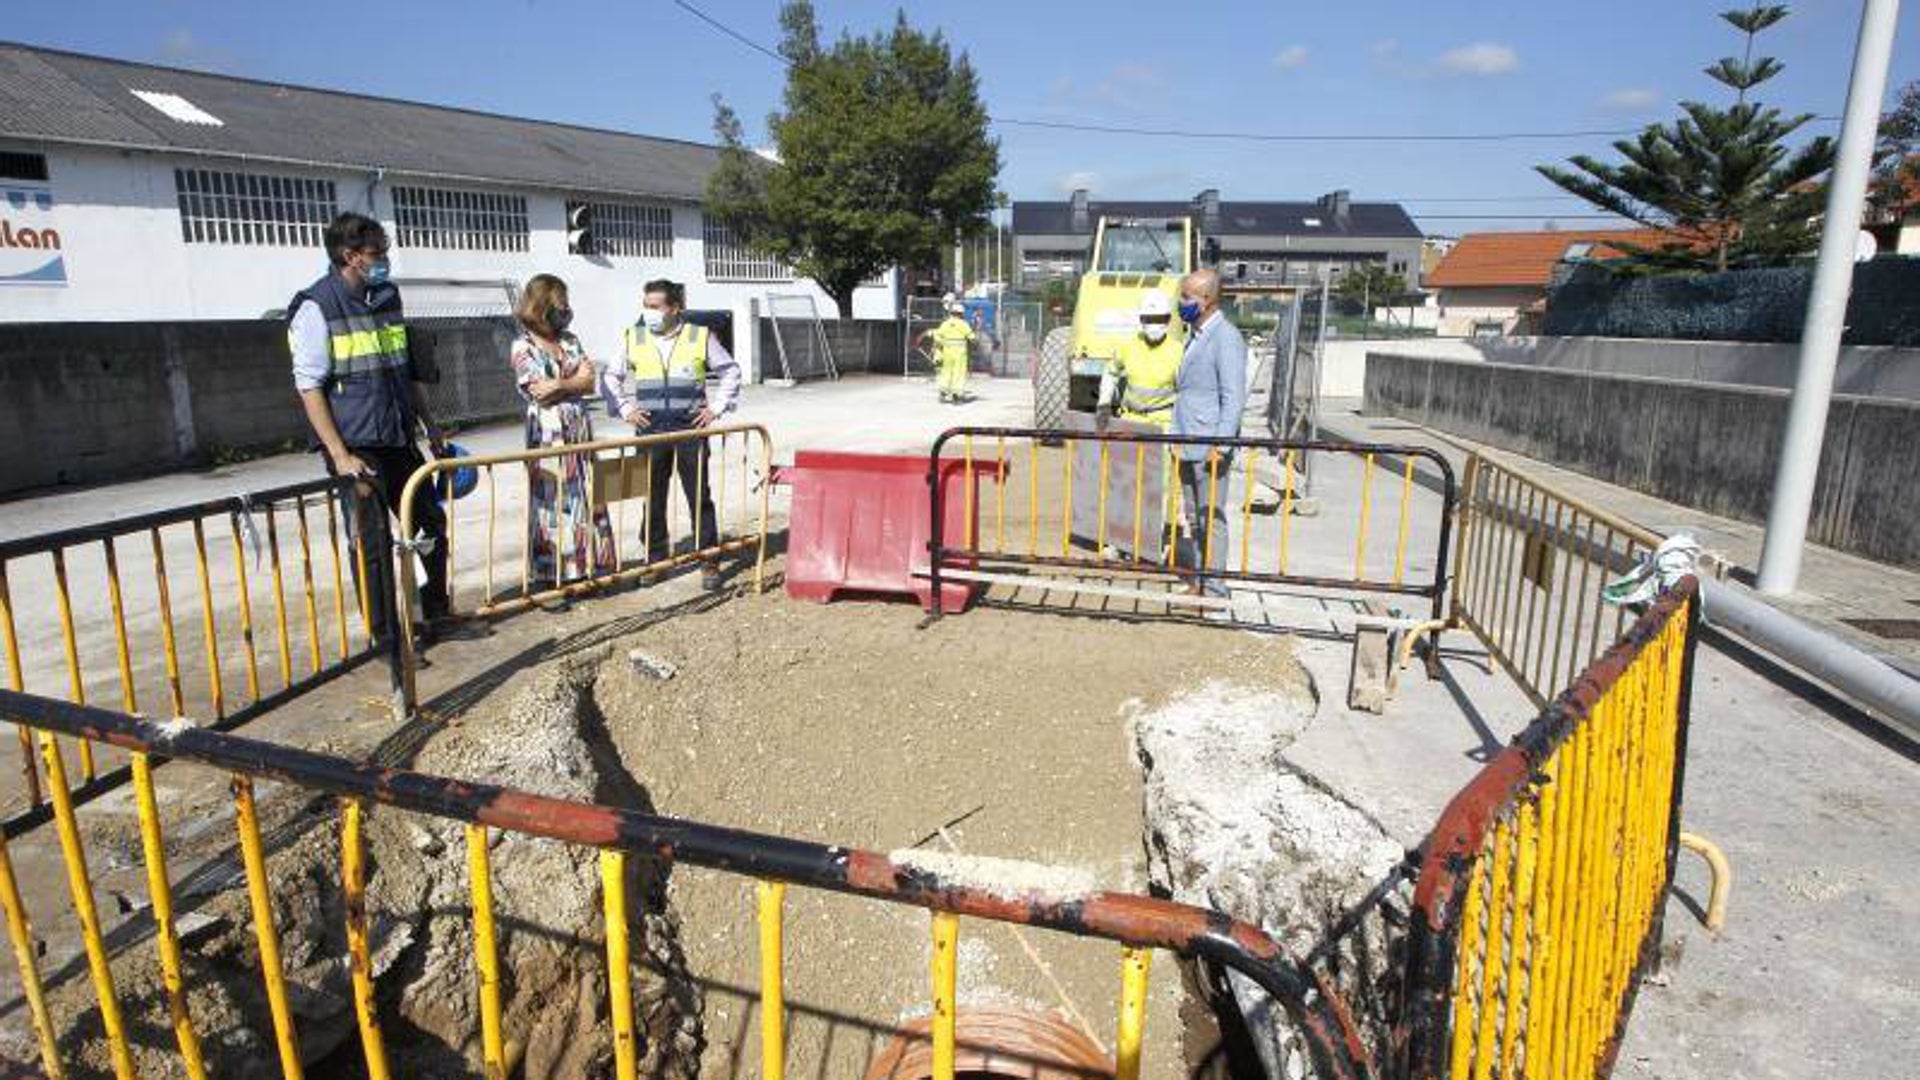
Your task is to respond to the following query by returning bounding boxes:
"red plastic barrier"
[779,450,1007,611]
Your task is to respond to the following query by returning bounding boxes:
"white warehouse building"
[0,42,894,377]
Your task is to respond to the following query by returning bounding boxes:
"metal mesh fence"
[764,293,839,381]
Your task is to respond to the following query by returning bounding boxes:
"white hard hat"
[947,301,965,315]
[1137,291,1173,319]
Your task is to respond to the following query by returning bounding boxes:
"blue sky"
[10,1,1920,233]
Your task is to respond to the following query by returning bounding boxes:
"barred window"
[702,215,790,281]
[589,200,674,258]
[174,168,337,246]
[392,185,529,252]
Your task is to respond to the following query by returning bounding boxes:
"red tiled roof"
[1424,229,1672,288]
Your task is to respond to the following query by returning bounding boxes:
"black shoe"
[700,564,724,592]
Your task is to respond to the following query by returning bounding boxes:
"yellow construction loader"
[1032,215,1199,428]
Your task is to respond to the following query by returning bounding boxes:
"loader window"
[1097,223,1185,274]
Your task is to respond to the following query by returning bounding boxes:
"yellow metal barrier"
[0,476,381,818]
[1405,577,1699,1080]
[927,426,1458,628]
[1451,454,1668,706]
[395,425,774,705]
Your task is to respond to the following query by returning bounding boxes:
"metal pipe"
[1699,578,1920,741]
[1756,0,1902,594]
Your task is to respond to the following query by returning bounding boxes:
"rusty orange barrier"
[1400,577,1699,1079]
[0,686,1378,1080]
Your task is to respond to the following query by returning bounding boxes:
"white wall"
[0,143,897,381]
[1434,285,1541,337]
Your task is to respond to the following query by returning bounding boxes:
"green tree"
[706,3,1000,317]
[1536,4,1834,273]
[1334,262,1402,313]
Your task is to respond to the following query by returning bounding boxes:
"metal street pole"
[1756,0,1901,596]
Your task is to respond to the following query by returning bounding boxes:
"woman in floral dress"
[511,274,616,588]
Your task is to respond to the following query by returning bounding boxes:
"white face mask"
[641,308,668,333]
[1142,322,1169,344]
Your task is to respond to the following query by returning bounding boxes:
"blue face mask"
[1178,299,1203,325]
[363,257,392,287]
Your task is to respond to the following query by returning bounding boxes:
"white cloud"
[1272,45,1309,71]
[1600,87,1660,112]
[1368,39,1399,58]
[1438,42,1519,76]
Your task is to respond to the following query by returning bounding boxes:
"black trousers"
[643,430,719,561]
[330,444,450,633]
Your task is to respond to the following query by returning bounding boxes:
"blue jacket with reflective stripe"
[289,271,416,449]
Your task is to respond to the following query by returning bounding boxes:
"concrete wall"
[0,318,522,495]
[1321,338,1486,398]
[1481,335,1920,401]
[1364,353,1920,568]
[0,141,900,381]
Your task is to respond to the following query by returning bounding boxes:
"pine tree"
[1536,5,1834,273]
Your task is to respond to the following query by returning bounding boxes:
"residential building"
[1010,188,1423,293]
[1423,228,1665,337]
[0,42,895,377]
[1864,165,1920,255]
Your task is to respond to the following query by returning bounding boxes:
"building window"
[174,168,337,247]
[585,200,674,258]
[0,151,49,182]
[702,215,790,281]
[393,185,529,252]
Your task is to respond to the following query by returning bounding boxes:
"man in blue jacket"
[1170,268,1247,598]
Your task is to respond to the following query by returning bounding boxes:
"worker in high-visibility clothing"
[1097,291,1182,430]
[922,300,976,404]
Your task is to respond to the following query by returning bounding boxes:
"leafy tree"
[1536,4,1834,273]
[1334,262,1402,313]
[706,3,1000,317]
[1873,79,1920,213]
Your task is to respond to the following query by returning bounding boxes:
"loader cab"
[1032,216,1199,428]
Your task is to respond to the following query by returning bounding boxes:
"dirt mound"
[582,590,1312,1079]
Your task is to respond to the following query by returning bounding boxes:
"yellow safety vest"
[1113,333,1182,425]
[623,323,710,417]
[931,316,974,364]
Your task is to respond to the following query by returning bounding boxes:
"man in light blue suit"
[1170,268,1247,598]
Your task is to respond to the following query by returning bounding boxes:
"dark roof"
[1012,198,1422,239]
[0,42,721,200]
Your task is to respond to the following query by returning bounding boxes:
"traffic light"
[566,200,594,255]
[1201,236,1221,267]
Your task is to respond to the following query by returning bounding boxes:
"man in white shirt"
[601,279,742,590]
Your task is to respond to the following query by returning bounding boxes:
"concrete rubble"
[1133,678,1408,1080]
[43,652,702,1080]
